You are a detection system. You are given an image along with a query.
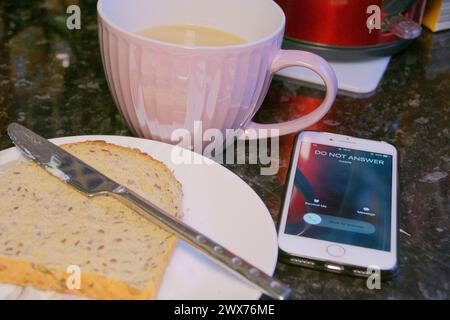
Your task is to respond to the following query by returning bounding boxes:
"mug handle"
[242,50,338,138]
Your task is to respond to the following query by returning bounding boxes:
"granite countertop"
[0,1,448,299]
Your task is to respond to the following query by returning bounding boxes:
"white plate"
[0,135,278,300]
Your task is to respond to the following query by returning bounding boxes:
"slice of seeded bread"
[0,141,182,299]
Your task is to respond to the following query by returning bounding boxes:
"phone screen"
[284,142,393,251]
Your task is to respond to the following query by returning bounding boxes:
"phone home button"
[326,245,346,257]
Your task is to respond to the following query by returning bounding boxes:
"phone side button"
[326,245,346,257]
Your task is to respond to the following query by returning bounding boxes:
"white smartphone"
[278,131,398,278]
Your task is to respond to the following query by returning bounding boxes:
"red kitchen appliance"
[276,0,427,60]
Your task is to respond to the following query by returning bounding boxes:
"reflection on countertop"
[0,0,448,299]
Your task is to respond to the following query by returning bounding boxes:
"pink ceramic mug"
[97,0,337,149]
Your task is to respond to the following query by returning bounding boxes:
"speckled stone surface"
[0,1,448,299]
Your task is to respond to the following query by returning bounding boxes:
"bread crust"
[0,141,182,299]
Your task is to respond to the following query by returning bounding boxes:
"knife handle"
[111,186,292,300]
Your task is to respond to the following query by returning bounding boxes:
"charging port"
[325,264,343,271]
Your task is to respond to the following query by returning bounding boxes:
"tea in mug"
[136,24,247,46]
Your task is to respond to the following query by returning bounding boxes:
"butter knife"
[7,123,292,300]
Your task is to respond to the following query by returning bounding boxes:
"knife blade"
[7,123,292,300]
